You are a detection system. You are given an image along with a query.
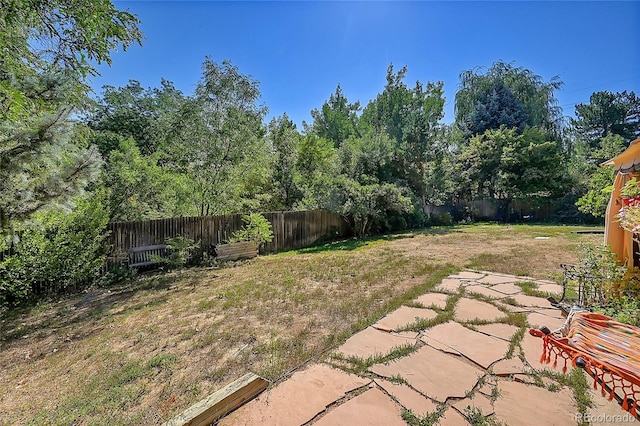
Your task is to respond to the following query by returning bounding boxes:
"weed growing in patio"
[515,281,555,298]
[464,406,506,426]
[401,407,443,426]
[330,342,418,376]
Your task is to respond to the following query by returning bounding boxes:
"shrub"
[0,193,110,309]
[597,296,640,327]
[428,212,453,226]
[573,243,626,304]
[165,236,199,269]
[573,243,640,326]
[99,262,137,287]
[229,213,274,248]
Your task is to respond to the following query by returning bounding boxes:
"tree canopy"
[165,58,268,216]
[458,126,567,218]
[0,0,142,233]
[307,84,360,147]
[571,91,640,150]
[455,61,563,137]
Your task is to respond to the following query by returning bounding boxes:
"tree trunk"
[498,198,512,222]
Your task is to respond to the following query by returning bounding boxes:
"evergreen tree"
[0,0,142,233]
[465,80,528,136]
[267,114,302,210]
[307,84,360,147]
[455,61,563,138]
[571,91,640,150]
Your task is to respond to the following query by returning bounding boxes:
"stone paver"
[219,272,594,426]
[451,271,486,280]
[394,331,420,340]
[492,357,528,376]
[493,380,577,426]
[218,364,370,426]
[465,285,506,299]
[520,332,567,373]
[421,322,509,369]
[490,282,523,295]
[495,301,531,313]
[376,379,438,416]
[527,311,566,331]
[371,345,482,402]
[414,292,449,309]
[535,306,567,317]
[454,298,506,322]
[475,323,520,341]
[435,278,464,293]
[586,386,638,425]
[422,335,462,355]
[335,326,415,359]
[373,306,437,332]
[477,274,518,285]
[313,387,405,426]
[512,294,553,308]
[453,394,494,416]
[537,283,564,295]
[512,374,556,388]
[438,408,470,425]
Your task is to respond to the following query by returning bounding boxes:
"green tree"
[459,126,567,218]
[0,0,142,233]
[360,64,446,214]
[294,133,338,209]
[0,0,141,80]
[571,91,640,151]
[464,80,528,136]
[500,127,566,199]
[267,114,302,210]
[575,167,614,219]
[575,134,626,219]
[0,77,103,230]
[325,178,412,238]
[455,61,563,137]
[166,58,268,216]
[569,91,634,221]
[87,79,185,155]
[307,84,360,146]
[0,192,110,308]
[104,138,193,221]
[337,130,395,184]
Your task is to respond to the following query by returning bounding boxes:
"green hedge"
[0,194,110,309]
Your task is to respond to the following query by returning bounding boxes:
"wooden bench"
[214,241,258,262]
[127,244,169,269]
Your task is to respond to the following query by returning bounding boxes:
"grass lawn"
[0,224,602,424]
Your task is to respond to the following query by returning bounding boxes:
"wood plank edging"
[162,373,269,426]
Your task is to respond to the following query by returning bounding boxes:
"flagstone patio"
[217,270,611,425]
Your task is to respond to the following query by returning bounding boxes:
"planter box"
[214,241,258,262]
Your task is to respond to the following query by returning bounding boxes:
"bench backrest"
[127,244,168,267]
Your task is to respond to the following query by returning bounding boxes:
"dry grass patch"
[0,224,600,424]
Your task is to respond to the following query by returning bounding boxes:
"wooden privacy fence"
[107,210,351,258]
[460,198,553,222]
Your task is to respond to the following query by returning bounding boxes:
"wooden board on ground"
[215,241,258,262]
[163,372,269,426]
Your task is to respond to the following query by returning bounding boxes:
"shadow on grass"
[0,274,175,344]
[293,226,459,255]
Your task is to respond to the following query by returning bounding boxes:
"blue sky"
[94,1,640,128]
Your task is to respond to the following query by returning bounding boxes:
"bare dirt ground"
[0,224,601,424]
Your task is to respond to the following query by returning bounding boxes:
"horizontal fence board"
[106,210,351,260]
